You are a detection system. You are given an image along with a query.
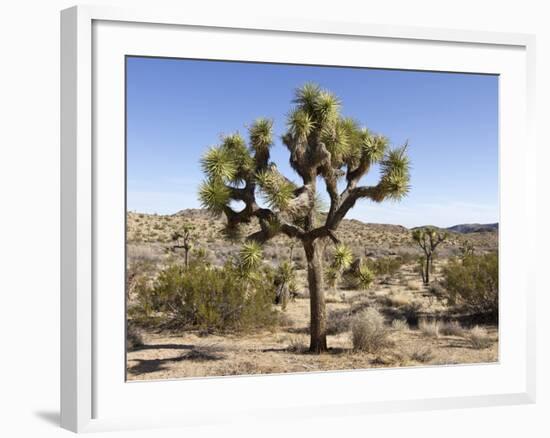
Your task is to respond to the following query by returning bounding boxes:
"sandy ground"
[127,263,498,381]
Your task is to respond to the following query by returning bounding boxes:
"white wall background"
[0,1,547,437]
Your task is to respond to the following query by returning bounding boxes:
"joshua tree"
[459,240,475,261]
[412,227,447,284]
[199,83,410,352]
[170,223,194,268]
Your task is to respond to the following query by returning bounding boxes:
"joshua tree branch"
[327,185,383,229]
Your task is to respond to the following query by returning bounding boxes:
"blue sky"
[126,57,498,228]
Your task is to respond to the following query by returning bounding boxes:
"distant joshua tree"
[412,227,447,284]
[170,223,194,268]
[199,83,411,353]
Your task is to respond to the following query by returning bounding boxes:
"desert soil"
[127,263,498,381]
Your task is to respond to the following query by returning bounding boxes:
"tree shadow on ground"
[284,326,309,334]
[133,343,195,351]
[128,347,225,375]
[261,346,349,355]
[443,338,494,350]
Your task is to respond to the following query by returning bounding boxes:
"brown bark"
[304,239,328,353]
[424,255,431,284]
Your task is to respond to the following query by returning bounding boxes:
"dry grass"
[391,319,409,331]
[467,326,493,349]
[418,319,441,338]
[351,307,392,353]
[285,335,309,353]
[386,293,412,308]
[439,320,465,337]
[408,345,434,363]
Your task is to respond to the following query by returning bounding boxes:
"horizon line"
[127,208,499,230]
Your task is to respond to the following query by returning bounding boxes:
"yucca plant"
[275,260,297,310]
[332,244,353,271]
[198,83,411,352]
[325,244,354,289]
[356,264,375,290]
[238,241,263,274]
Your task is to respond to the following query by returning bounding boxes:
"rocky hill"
[127,209,498,266]
[446,223,498,234]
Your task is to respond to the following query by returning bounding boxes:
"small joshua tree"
[199,83,410,352]
[412,227,447,284]
[170,223,194,268]
[459,240,475,261]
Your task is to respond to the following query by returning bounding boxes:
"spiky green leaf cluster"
[357,264,375,290]
[286,83,397,177]
[363,134,388,163]
[276,260,296,284]
[198,178,230,214]
[239,241,263,272]
[199,132,261,215]
[332,244,354,271]
[249,118,273,153]
[292,82,322,114]
[314,91,340,124]
[378,145,411,201]
[287,108,315,141]
[255,169,297,211]
[220,134,254,183]
[200,147,237,181]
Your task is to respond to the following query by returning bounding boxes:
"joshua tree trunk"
[304,239,327,353]
[424,254,431,284]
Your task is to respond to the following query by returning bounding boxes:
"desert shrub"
[428,281,447,299]
[277,311,295,328]
[351,307,391,353]
[467,325,492,349]
[418,318,440,338]
[391,319,409,331]
[365,256,405,277]
[128,275,158,319]
[150,262,277,332]
[387,293,412,308]
[441,252,498,319]
[286,336,308,353]
[126,322,144,351]
[439,320,464,337]
[408,345,434,363]
[400,301,423,326]
[326,308,352,335]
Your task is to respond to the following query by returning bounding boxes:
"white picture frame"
[60,4,536,433]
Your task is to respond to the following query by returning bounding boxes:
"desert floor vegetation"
[126,210,498,380]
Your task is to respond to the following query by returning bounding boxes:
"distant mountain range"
[445,223,498,234]
[171,209,497,235]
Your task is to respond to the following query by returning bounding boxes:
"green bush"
[149,262,277,332]
[365,256,405,277]
[441,252,498,318]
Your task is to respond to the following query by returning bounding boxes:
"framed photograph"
[61,5,536,433]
